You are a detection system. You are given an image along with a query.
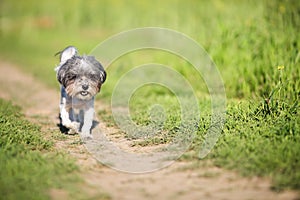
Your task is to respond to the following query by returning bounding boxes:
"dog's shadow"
[56,114,99,135]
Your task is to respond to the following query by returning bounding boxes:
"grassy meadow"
[0,99,80,199]
[0,0,299,193]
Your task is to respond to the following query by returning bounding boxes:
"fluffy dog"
[55,46,106,139]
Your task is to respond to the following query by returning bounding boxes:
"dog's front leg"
[60,102,72,127]
[80,107,94,139]
[60,97,80,133]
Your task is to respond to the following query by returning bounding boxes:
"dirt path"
[0,61,298,200]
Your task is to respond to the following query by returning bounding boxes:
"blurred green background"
[1,0,299,192]
[1,0,299,101]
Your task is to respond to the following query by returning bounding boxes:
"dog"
[55,46,106,139]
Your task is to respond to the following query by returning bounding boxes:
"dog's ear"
[86,56,107,84]
[57,57,81,86]
[56,67,65,85]
[99,70,106,84]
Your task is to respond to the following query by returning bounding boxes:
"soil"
[0,61,298,200]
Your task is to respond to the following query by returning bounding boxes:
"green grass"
[211,99,300,190]
[0,100,111,200]
[0,0,299,192]
[0,99,81,199]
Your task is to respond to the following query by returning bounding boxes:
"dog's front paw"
[71,121,80,131]
[62,120,73,129]
[66,122,80,135]
[80,130,93,140]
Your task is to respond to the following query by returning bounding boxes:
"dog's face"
[57,56,106,101]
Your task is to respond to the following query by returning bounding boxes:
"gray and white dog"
[55,46,106,139]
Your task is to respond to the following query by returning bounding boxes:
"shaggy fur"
[55,46,106,139]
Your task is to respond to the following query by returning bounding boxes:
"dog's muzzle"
[82,84,89,90]
[81,83,89,96]
[80,91,89,96]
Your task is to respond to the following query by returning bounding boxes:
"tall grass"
[0,0,299,100]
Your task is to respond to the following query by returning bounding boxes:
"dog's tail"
[54,46,78,71]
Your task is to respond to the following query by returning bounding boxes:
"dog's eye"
[67,74,76,80]
[90,74,98,80]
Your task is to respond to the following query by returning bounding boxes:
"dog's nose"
[82,84,89,90]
